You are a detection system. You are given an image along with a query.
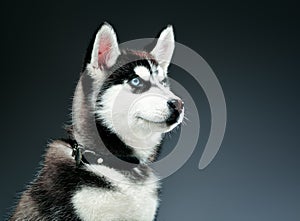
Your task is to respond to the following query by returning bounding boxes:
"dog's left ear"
[151,25,175,72]
[90,22,120,69]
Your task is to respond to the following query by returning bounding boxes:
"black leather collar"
[68,138,140,171]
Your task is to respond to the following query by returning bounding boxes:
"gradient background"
[1,1,299,220]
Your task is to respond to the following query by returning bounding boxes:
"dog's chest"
[72,165,159,221]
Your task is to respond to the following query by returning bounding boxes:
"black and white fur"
[10,22,184,221]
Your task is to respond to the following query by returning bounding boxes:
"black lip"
[165,110,180,126]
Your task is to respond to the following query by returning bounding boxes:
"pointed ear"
[150,25,175,72]
[90,23,120,69]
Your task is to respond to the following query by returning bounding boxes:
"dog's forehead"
[112,49,166,81]
[134,66,151,81]
[127,50,166,81]
[133,64,165,82]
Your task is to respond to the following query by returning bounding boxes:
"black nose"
[167,99,184,113]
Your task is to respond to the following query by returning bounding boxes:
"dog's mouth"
[136,112,182,126]
[136,116,167,125]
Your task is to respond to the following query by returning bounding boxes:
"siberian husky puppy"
[10,22,184,221]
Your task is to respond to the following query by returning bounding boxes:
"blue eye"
[130,77,140,86]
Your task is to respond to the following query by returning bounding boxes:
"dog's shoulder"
[11,140,113,220]
[11,140,160,221]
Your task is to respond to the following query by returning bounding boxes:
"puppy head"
[82,23,184,161]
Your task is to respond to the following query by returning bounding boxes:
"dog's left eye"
[129,77,142,87]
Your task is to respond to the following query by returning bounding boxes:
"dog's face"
[84,23,184,160]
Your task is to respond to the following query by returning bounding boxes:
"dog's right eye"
[129,77,142,87]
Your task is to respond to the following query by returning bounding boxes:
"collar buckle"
[71,140,84,167]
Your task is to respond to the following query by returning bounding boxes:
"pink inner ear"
[98,37,112,67]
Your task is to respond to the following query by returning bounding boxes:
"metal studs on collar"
[97,158,104,164]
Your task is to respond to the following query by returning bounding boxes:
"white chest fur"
[72,164,159,221]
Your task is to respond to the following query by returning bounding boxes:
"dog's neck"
[95,119,162,164]
[95,120,137,163]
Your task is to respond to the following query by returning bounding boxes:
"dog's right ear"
[150,25,175,72]
[89,23,120,70]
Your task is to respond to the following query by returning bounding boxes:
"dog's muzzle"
[166,99,184,125]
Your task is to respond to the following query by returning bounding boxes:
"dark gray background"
[1,1,299,220]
